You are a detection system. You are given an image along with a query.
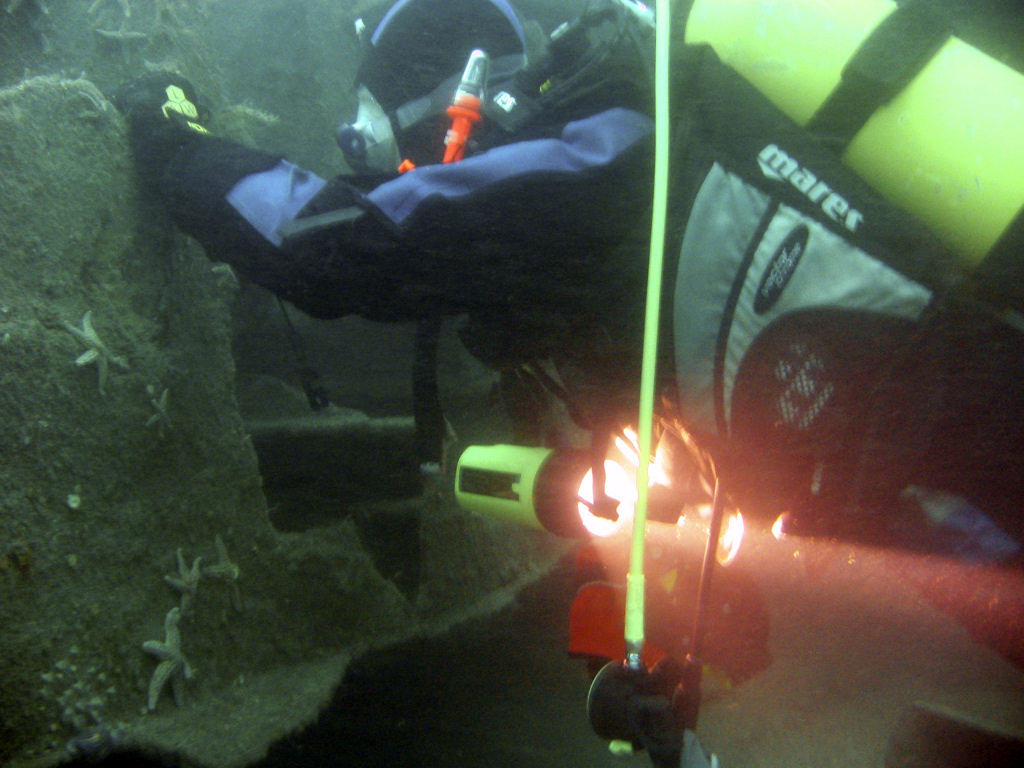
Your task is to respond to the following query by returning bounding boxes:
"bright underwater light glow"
[574,425,744,560]
[575,428,653,538]
[677,505,745,565]
[615,429,671,488]
[719,510,745,565]
[577,460,635,537]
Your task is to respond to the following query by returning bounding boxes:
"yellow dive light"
[455,444,594,538]
[456,443,647,539]
[686,0,1024,266]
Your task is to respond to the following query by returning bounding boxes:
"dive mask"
[336,85,402,173]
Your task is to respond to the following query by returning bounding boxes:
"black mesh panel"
[729,309,918,510]
[772,341,836,432]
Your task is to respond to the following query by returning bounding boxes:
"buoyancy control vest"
[668,43,971,516]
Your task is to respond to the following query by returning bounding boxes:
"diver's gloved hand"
[114,71,210,131]
[113,71,212,187]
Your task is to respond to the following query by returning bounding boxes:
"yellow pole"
[624,0,671,668]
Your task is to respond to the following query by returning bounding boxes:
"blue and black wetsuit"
[144,97,656,362]
[122,45,1024,551]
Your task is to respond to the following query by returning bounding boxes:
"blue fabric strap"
[367,108,654,225]
[226,160,327,247]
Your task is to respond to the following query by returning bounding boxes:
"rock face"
[0,72,564,768]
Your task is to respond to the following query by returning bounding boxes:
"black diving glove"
[113,71,212,188]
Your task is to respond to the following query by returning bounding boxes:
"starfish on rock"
[141,606,193,711]
[164,548,202,615]
[62,310,129,395]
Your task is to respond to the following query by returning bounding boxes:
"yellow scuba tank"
[685,0,1024,268]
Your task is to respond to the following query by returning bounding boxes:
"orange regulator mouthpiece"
[443,49,489,164]
[443,93,483,164]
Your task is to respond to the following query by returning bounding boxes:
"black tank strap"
[972,205,1024,312]
[412,316,446,472]
[805,1,950,150]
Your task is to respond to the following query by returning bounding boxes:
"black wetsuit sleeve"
[126,126,283,285]
[287,107,657,324]
[159,134,283,259]
[138,109,654,327]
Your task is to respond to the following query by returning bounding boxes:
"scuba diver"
[116,0,660,476]
[113,0,1023,760]
[114,0,1024,556]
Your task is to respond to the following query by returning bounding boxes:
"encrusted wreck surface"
[0,72,564,768]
